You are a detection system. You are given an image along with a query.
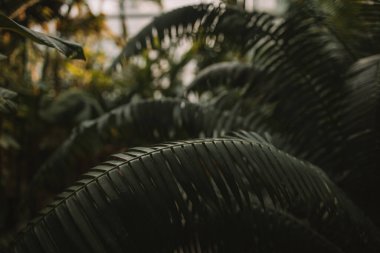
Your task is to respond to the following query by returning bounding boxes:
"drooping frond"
[115,3,353,174]
[108,4,278,71]
[12,138,380,252]
[233,7,350,172]
[108,4,218,71]
[109,4,351,172]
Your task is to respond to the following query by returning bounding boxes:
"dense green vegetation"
[1,0,380,252]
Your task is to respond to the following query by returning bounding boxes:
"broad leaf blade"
[0,12,85,60]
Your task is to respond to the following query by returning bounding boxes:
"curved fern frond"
[108,4,277,71]
[13,138,380,252]
[108,4,218,71]
[110,4,350,171]
[112,3,350,174]
[235,8,350,172]
[34,99,271,191]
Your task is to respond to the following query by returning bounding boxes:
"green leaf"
[0,12,85,60]
[14,138,380,252]
[33,98,273,191]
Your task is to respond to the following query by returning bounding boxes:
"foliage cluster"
[1,0,380,252]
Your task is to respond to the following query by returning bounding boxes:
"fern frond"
[34,99,272,190]
[13,138,380,252]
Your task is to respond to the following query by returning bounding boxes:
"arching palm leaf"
[108,4,277,71]
[34,99,270,191]
[108,4,219,71]
[12,138,380,252]
[113,3,350,173]
[113,2,380,229]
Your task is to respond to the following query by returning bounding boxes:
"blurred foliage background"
[0,0,137,247]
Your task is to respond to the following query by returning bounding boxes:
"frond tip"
[0,12,85,60]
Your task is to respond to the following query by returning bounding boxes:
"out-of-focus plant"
[0,0,175,249]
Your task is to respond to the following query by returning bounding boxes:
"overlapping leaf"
[112,3,350,172]
[33,99,251,189]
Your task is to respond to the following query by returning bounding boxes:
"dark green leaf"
[13,138,380,252]
[0,12,85,60]
[33,99,273,191]
[110,4,349,175]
